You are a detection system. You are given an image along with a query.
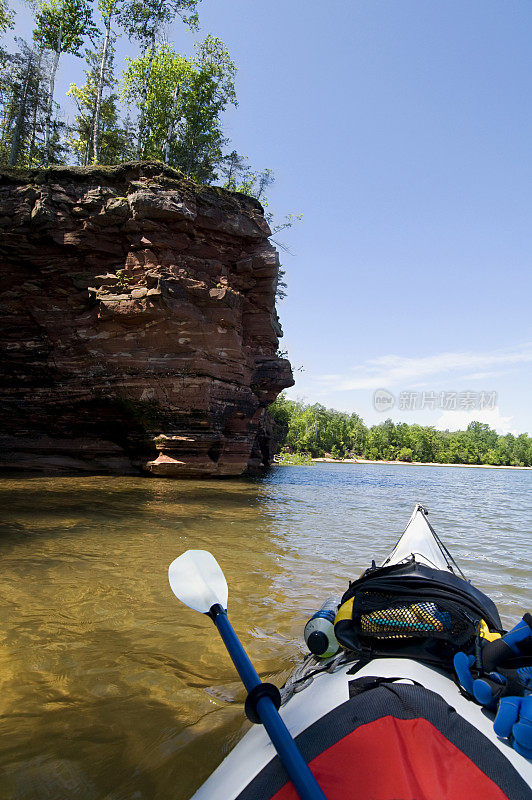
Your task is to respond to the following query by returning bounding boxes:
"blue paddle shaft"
[212,606,328,800]
[213,607,261,691]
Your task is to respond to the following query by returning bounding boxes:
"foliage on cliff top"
[0,159,266,213]
[0,2,299,301]
[0,3,269,195]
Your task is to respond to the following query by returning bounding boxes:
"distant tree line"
[269,395,532,467]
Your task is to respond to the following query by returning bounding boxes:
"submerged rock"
[0,162,293,477]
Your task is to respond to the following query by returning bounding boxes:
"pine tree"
[0,40,58,166]
[0,0,15,105]
[219,152,273,199]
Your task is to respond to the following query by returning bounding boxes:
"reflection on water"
[0,464,530,799]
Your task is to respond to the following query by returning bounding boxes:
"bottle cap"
[307,630,328,655]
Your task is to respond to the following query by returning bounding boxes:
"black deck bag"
[334,557,503,667]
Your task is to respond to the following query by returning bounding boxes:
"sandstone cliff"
[0,162,294,477]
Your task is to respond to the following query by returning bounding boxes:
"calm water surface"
[0,464,530,799]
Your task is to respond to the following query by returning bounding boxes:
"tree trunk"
[84,132,91,165]
[92,15,111,164]
[43,27,62,167]
[0,66,14,144]
[164,82,180,164]
[225,152,238,186]
[185,134,196,176]
[1,96,17,149]
[9,50,34,166]
[28,49,43,166]
[136,29,157,159]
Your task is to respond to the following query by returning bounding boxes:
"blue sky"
[7,0,532,434]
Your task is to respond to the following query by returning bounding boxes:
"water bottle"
[304,598,340,658]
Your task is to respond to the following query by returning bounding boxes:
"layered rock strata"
[0,162,293,476]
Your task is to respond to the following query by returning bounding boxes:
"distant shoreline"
[311,457,532,471]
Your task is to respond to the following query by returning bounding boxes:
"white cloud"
[460,370,507,382]
[317,343,532,391]
[436,408,516,436]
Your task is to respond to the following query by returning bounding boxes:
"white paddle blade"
[168,550,228,614]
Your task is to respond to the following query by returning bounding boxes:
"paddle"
[168,550,328,800]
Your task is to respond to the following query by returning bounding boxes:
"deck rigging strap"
[280,651,355,704]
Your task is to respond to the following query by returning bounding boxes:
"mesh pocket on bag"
[361,601,452,638]
[355,591,472,643]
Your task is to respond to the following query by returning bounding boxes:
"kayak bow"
[177,505,532,800]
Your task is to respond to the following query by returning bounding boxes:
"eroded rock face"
[0,162,294,476]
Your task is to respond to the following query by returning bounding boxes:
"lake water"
[0,464,530,799]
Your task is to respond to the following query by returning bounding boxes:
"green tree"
[220,151,274,199]
[0,40,59,166]
[512,433,531,467]
[0,0,14,71]
[68,41,129,163]
[33,0,97,165]
[7,43,37,165]
[169,35,236,180]
[91,0,122,163]
[268,398,532,468]
[122,36,237,182]
[0,0,13,33]
[117,0,200,157]
[398,446,414,462]
[122,42,192,162]
[0,41,35,164]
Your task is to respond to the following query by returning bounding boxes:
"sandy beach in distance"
[311,458,532,471]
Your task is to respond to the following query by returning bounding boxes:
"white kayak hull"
[192,655,532,799]
[190,505,532,798]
